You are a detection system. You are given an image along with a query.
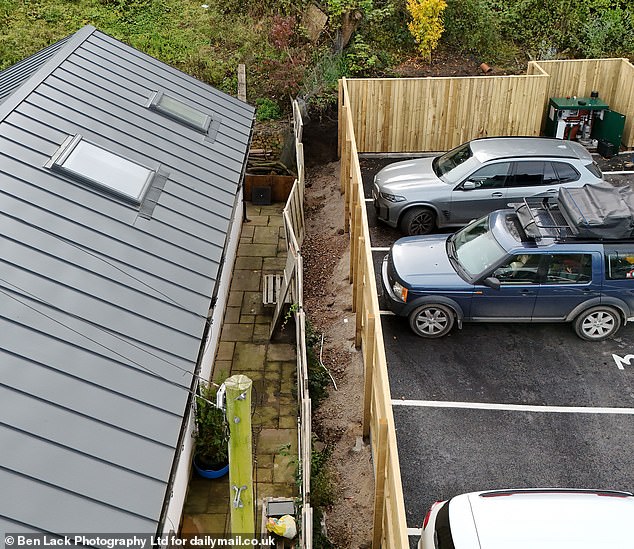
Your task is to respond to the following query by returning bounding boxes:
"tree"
[406,0,447,59]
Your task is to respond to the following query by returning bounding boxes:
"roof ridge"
[0,25,95,124]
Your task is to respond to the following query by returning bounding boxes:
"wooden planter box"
[245,175,295,203]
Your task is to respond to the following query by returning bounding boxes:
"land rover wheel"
[401,207,436,235]
[573,306,622,341]
[409,304,454,338]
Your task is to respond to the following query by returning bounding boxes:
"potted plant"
[193,382,229,478]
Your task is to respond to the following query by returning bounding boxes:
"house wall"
[160,187,245,535]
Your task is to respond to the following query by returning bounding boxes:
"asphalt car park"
[360,153,634,547]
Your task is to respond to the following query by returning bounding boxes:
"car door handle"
[491,192,504,197]
[520,289,535,295]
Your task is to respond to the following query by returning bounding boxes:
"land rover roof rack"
[512,183,634,242]
[513,196,574,241]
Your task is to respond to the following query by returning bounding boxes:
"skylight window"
[149,91,211,133]
[47,135,154,204]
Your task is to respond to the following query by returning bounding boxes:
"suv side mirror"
[482,276,501,290]
[462,181,477,190]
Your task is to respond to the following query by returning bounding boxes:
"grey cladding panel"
[0,324,186,417]
[0,386,176,479]
[0,426,166,520]
[0,470,158,533]
[0,36,71,105]
[0,353,182,442]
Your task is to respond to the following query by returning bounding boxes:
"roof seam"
[0,464,159,525]
[0,26,96,124]
[0,382,177,450]
[0,421,169,483]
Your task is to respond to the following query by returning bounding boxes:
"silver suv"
[372,137,604,235]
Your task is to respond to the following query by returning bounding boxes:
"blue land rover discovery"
[382,184,634,341]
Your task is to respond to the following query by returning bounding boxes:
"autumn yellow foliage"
[406,0,447,59]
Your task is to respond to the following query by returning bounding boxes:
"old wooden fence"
[269,100,313,547]
[341,57,634,152]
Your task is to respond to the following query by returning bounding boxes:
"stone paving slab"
[182,203,298,536]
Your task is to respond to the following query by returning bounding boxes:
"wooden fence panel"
[345,59,634,152]
[612,60,634,147]
[345,74,549,152]
[535,58,623,104]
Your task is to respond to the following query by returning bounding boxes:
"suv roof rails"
[513,196,573,241]
[511,184,634,244]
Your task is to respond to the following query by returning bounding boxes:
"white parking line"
[391,399,634,415]
[364,198,374,202]
[603,170,634,175]
[379,310,395,315]
[371,247,390,252]
[408,527,422,537]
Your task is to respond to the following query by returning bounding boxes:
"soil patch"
[302,160,374,548]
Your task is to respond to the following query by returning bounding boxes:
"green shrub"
[442,0,501,60]
[575,7,634,58]
[255,98,282,121]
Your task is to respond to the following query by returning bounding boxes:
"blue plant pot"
[193,457,229,479]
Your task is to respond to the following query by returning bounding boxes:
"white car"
[418,489,634,548]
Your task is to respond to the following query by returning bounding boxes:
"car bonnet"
[390,234,465,288]
[374,157,445,191]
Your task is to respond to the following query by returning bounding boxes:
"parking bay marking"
[392,399,634,415]
[612,354,634,370]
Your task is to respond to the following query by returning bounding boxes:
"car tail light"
[422,501,443,529]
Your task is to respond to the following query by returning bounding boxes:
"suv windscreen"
[449,216,506,277]
[434,142,472,177]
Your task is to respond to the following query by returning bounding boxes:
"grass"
[0,0,271,97]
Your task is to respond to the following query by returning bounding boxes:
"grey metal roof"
[0,36,71,105]
[0,26,254,534]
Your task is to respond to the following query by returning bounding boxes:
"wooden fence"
[269,100,313,548]
[339,82,410,549]
[340,58,634,152]
[532,58,634,147]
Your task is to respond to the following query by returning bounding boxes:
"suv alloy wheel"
[409,303,455,338]
[574,306,622,341]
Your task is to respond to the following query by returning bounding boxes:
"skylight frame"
[148,90,212,134]
[46,134,156,205]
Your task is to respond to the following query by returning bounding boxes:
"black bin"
[597,139,618,159]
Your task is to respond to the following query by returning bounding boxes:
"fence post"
[372,419,388,549]
[237,64,247,102]
[225,374,255,539]
[362,315,375,439]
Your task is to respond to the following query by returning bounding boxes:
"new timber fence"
[340,57,634,153]
[339,81,410,549]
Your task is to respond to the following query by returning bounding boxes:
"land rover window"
[605,249,634,280]
[492,254,542,284]
[545,254,592,284]
[451,216,506,277]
